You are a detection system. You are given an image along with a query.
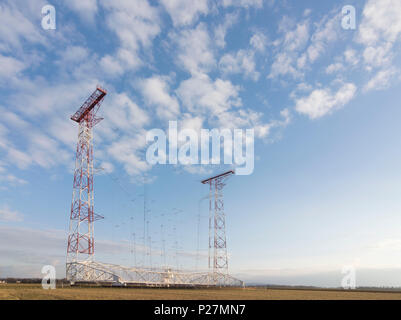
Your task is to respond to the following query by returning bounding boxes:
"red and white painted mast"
[66,87,106,281]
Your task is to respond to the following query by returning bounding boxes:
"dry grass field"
[1,283,401,300]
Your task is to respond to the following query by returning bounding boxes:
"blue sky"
[1,0,401,287]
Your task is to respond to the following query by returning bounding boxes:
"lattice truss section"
[67,87,106,267]
[66,261,244,287]
[202,171,234,275]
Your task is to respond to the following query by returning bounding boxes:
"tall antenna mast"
[201,170,234,275]
[66,86,107,281]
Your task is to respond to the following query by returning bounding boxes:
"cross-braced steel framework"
[66,87,106,281]
[201,170,234,275]
[67,261,243,287]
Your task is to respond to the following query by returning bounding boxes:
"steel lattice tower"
[202,170,234,275]
[66,87,107,281]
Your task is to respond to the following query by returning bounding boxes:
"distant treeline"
[0,278,69,284]
[249,284,401,292]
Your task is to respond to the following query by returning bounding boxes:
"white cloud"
[102,0,160,49]
[172,23,215,75]
[0,81,98,171]
[59,46,89,64]
[344,49,359,66]
[1,52,151,176]
[219,30,267,81]
[0,54,26,80]
[269,52,300,79]
[257,108,290,138]
[5,0,399,183]
[250,31,268,52]
[0,80,106,173]
[358,0,401,46]
[98,161,114,174]
[222,0,263,8]
[48,116,78,148]
[180,114,204,132]
[177,74,241,119]
[353,0,401,93]
[2,81,151,177]
[363,68,398,92]
[139,76,180,120]
[355,0,401,76]
[305,13,341,63]
[160,0,209,27]
[107,132,151,176]
[65,0,98,23]
[100,49,143,77]
[0,206,23,222]
[295,83,357,119]
[219,49,259,81]
[27,133,70,168]
[303,8,312,17]
[176,73,287,139]
[289,83,313,102]
[0,110,29,129]
[269,12,343,80]
[268,21,310,79]
[100,0,160,74]
[11,80,97,117]
[214,13,238,48]
[362,43,393,69]
[100,55,125,77]
[0,1,46,53]
[7,147,32,169]
[325,63,344,75]
[0,174,27,187]
[103,93,150,132]
[0,124,7,149]
[370,238,401,251]
[284,23,309,52]
[217,107,290,139]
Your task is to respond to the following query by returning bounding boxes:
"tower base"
[66,261,244,287]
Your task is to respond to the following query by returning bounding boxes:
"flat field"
[1,284,401,300]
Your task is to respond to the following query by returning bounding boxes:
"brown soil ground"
[1,284,401,300]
